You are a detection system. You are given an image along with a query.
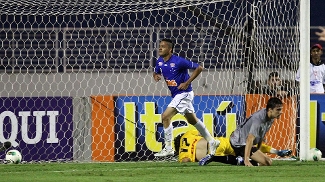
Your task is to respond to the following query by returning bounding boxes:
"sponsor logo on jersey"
[166,80,177,86]
[310,80,321,86]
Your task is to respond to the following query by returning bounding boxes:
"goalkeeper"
[174,130,291,165]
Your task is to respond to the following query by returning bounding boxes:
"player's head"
[268,72,281,88]
[173,133,185,155]
[310,44,323,64]
[311,44,322,52]
[159,39,174,57]
[266,97,283,119]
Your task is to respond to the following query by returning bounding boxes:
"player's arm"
[186,65,203,84]
[178,65,203,90]
[244,133,255,166]
[153,64,162,82]
[153,72,161,82]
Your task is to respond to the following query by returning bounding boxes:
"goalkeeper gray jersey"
[230,108,274,148]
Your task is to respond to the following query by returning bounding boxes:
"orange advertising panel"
[245,94,297,157]
[91,95,115,161]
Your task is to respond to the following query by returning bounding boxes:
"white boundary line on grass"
[1,165,213,174]
[2,158,325,174]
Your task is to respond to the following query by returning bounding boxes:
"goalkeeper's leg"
[199,155,258,166]
[260,143,292,157]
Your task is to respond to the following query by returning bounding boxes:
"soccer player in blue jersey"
[153,39,220,158]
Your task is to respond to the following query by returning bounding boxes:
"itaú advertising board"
[113,95,245,161]
[111,94,298,161]
[310,94,325,156]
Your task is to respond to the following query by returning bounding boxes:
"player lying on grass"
[174,130,291,165]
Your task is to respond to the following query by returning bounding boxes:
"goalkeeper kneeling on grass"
[174,130,292,166]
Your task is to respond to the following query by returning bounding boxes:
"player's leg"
[277,149,292,157]
[250,150,272,166]
[154,107,178,157]
[210,155,252,165]
[185,110,221,164]
[206,155,238,165]
[155,93,191,157]
[199,137,233,166]
[184,112,215,141]
[260,143,292,157]
[193,114,221,165]
[181,92,220,156]
[198,142,242,166]
[185,112,220,155]
[259,143,272,153]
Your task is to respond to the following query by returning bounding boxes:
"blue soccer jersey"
[154,55,200,97]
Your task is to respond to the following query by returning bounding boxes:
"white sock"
[194,120,214,142]
[270,148,278,154]
[164,124,173,150]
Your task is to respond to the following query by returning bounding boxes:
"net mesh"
[0,0,300,162]
[1,0,228,15]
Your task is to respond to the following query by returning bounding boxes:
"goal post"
[299,0,311,161]
[0,0,303,163]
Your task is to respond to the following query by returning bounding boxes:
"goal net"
[0,0,300,162]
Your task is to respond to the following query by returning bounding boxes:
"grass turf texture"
[1,160,325,182]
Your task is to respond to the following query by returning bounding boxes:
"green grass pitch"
[1,160,325,182]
